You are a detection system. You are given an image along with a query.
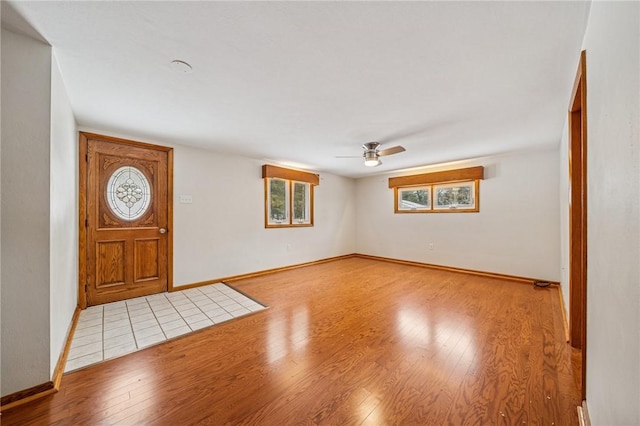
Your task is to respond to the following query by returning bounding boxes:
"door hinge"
[85,284,89,293]
[85,218,88,227]
[85,154,88,162]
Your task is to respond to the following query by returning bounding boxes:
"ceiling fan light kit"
[361,142,405,167]
[364,150,381,167]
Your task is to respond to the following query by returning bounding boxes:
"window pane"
[269,179,288,223]
[292,182,311,224]
[433,181,475,210]
[106,166,152,221]
[398,186,431,210]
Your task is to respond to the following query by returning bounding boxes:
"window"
[267,178,289,224]
[389,166,483,214]
[292,181,311,223]
[397,185,431,211]
[262,165,318,227]
[433,181,477,211]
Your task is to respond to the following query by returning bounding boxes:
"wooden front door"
[80,132,173,306]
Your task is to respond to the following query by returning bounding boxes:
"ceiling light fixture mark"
[170,59,193,74]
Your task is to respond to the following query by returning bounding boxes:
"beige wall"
[49,51,78,376]
[581,2,639,423]
[1,28,53,396]
[170,143,357,287]
[355,148,561,281]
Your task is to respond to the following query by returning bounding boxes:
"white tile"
[186,294,208,302]
[104,324,133,339]
[76,316,103,330]
[153,306,178,318]
[223,303,243,312]
[134,325,163,340]
[131,318,159,331]
[229,307,251,317]
[103,312,129,323]
[80,310,103,320]
[71,332,103,349]
[166,293,187,300]
[204,308,227,318]
[104,318,131,331]
[104,333,136,350]
[249,305,266,312]
[241,301,261,309]
[217,299,237,307]
[189,319,213,330]
[83,305,104,314]
[157,312,181,324]
[184,313,208,325]
[136,332,166,348]
[103,341,137,360]
[74,324,102,338]
[103,301,126,311]
[127,304,152,315]
[177,307,200,318]
[193,301,216,310]
[126,297,148,306]
[211,313,233,324]
[146,294,168,301]
[129,312,156,324]
[160,318,188,332]
[65,351,103,372]
[68,341,102,360]
[164,326,192,339]
[103,307,128,317]
[171,298,194,308]
[148,302,173,311]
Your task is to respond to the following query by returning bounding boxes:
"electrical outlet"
[286,243,292,252]
[428,243,435,250]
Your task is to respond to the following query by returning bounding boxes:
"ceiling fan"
[337,142,406,167]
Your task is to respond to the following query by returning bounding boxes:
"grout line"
[146,294,169,340]
[126,300,141,349]
[101,305,105,362]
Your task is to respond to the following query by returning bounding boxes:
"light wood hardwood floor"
[2,257,581,425]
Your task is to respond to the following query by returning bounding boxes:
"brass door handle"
[159,228,167,234]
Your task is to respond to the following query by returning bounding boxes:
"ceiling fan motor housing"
[363,150,379,162]
[362,142,381,152]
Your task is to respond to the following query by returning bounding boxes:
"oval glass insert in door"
[106,166,152,221]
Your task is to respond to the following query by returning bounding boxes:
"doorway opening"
[568,50,587,400]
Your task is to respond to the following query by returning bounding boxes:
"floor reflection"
[266,307,309,364]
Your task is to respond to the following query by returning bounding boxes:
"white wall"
[0,28,52,396]
[171,144,356,286]
[356,148,560,281]
[559,119,570,324]
[49,52,78,375]
[580,2,639,424]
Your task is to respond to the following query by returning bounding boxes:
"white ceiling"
[5,1,589,178]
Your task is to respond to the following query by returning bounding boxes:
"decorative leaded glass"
[106,166,151,221]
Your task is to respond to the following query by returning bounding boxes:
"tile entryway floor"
[65,283,266,372]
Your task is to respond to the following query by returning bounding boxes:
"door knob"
[159,228,167,234]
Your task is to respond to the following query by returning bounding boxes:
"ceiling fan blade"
[335,155,362,158]
[377,145,406,157]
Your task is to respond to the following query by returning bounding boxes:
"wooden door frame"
[568,50,587,399]
[79,132,174,309]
